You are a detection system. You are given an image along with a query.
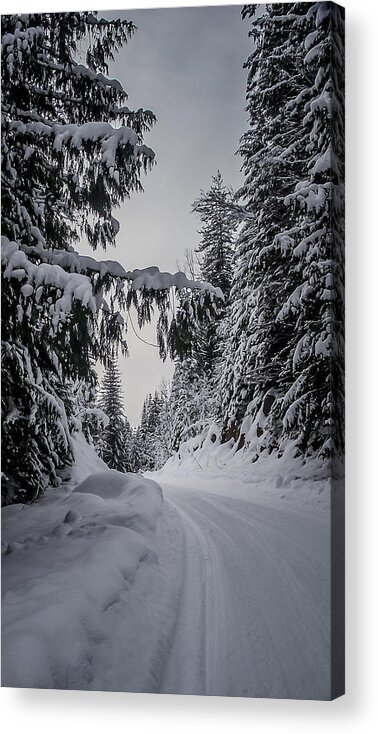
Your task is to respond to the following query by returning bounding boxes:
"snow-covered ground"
[2,435,333,699]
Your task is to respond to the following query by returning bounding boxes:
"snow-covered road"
[158,480,330,700]
[2,442,332,699]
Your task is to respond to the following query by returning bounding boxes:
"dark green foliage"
[97,356,133,472]
[1,12,155,503]
[193,171,236,303]
[219,3,344,458]
[192,171,237,377]
[133,387,171,471]
[1,12,220,503]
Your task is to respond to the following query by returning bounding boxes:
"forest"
[1,3,345,700]
[1,4,344,505]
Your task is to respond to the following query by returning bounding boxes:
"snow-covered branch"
[2,237,224,299]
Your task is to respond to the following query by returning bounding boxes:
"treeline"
[1,11,219,503]
[91,356,170,473]
[168,3,344,464]
[127,3,345,470]
[1,4,345,501]
[92,170,236,474]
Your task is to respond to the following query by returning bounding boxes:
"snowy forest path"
[157,478,331,699]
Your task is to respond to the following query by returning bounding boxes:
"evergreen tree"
[220,3,310,445]
[273,2,345,456]
[132,394,153,472]
[67,377,108,446]
[192,171,236,302]
[133,387,172,472]
[1,12,152,502]
[192,171,237,378]
[219,3,344,459]
[1,12,219,504]
[169,356,210,451]
[131,425,145,473]
[153,381,173,467]
[166,175,237,456]
[97,356,133,472]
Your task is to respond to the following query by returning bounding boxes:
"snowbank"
[68,432,109,484]
[153,424,340,515]
[1,441,177,691]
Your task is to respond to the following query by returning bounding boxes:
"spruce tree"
[97,356,133,472]
[1,12,153,501]
[152,381,173,467]
[219,4,311,447]
[166,175,237,455]
[132,394,153,472]
[169,356,210,451]
[131,425,144,473]
[133,388,172,472]
[219,3,344,459]
[273,2,345,456]
[192,171,237,378]
[192,171,236,302]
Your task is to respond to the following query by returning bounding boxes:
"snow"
[157,475,331,698]
[2,236,97,323]
[2,437,169,693]
[292,333,311,370]
[315,3,331,28]
[69,432,108,484]
[304,43,323,65]
[309,90,332,116]
[312,147,331,175]
[1,237,223,294]
[20,283,34,297]
[292,227,327,258]
[8,119,154,168]
[2,433,336,698]
[2,236,223,299]
[71,64,124,93]
[156,427,335,514]
[276,282,313,320]
[52,121,150,171]
[125,266,224,298]
[2,26,44,55]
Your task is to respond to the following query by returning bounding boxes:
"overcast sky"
[80,4,251,425]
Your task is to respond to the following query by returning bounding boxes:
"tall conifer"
[97,356,132,472]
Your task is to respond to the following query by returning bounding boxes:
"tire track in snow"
[159,500,228,695]
[158,483,331,699]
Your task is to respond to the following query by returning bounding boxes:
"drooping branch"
[2,236,224,298]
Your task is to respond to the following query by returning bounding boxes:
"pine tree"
[133,387,172,472]
[220,3,344,459]
[192,171,237,378]
[132,394,153,472]
[165,175,237,456]
[192,171,236,302]
[97,356,133,472]
[1,12,220,504]
[219,4,310,445]
[1,12,152,502]
[131,426,144,473]
[273,2,345,456]
[169,356,210,451]
[152,381,173,467]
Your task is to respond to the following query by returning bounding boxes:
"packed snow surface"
[2,436,332,699]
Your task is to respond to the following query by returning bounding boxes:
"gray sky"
[80,5,250,425]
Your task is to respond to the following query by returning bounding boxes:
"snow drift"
[1,444,174,692]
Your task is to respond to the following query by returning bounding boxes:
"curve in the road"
[159,483,330,700]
